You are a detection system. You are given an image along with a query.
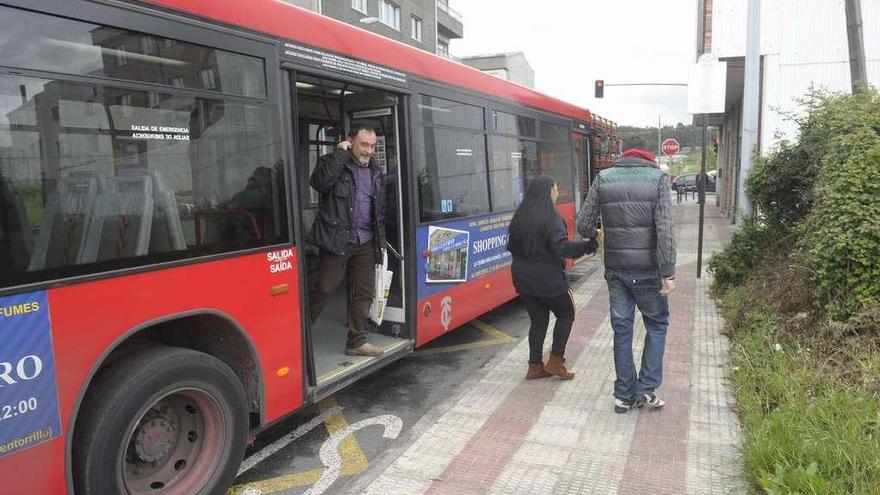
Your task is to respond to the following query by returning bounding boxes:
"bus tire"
[73,346,248,495]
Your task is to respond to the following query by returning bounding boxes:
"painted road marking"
[303,414,403,495]
[413,319,512,356]
[230,319,510,493]
[236,401,344,477]
[228,397,385,495]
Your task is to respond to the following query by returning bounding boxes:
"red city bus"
[0,1,598,493]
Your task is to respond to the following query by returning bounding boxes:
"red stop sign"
[661,138,680,156]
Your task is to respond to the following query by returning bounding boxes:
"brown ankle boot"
[545,353,574,380]
[525,362,551,380]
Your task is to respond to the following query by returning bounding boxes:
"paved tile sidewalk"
[353,203,745,495]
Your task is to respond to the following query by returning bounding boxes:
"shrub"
[746,141,817,230]
[799,90,880,318]
[708,216,778,294]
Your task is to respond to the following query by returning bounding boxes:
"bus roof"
[144,0,592,124]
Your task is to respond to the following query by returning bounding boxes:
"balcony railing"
[437,1,462,21]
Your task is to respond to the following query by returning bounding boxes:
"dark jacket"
[508,215,597,296]
[309,148,386,256]
[576,153,676,278]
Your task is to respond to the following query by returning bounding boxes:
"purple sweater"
[348,163,375,244]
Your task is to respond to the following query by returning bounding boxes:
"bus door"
[573,132,591,210]
[346,105,406,330]
[290,73,412,398]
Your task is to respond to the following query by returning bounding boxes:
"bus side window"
[0,74,286,289]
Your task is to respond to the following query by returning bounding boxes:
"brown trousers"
[308,241,375,348]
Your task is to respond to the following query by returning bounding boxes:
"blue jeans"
[605,270,670,400]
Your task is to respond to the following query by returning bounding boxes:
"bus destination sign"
[283,42,408,88]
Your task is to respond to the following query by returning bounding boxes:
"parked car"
[673,172,715,193]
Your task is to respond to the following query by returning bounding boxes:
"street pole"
[844,0,867,94]
[737,0,760,223]
[657,115,661,159]
[697,113,708,278]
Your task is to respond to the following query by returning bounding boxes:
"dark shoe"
[345,342,383,357]
[544,353,574,380]
[614,397,637,414]
[525,362,552,380]
[635,393,665,409]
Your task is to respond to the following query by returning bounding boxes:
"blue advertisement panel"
[0,291,62,459]
[417,212,514,299]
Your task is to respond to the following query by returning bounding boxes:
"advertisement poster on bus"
[417,212,513,299]
[0,291,62,459]
[425,226,469,283]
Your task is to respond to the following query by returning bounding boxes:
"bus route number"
[440,199,454,214]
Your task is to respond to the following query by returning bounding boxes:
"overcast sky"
[449,0,698,127]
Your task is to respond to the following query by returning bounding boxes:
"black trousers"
[308,241,375,348]
[520,291,576,364]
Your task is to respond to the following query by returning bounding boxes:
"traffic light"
[595,80,604,98]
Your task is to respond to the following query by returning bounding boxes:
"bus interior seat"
[119,168,186,253]
[80,174,154,264]
[27,171,105,271]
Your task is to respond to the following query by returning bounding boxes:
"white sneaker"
[637,393,665,409]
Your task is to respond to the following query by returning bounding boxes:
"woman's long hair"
[507,176,559,256]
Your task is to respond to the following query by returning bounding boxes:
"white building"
[698,0,880,218]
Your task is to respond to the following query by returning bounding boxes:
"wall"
[320,0,438,54]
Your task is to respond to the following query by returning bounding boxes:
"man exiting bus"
[308,123,386,357]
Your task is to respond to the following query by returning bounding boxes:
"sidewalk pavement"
[353,202,746,495]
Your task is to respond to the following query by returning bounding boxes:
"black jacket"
[309,148,386,256]
[508,215,596,297]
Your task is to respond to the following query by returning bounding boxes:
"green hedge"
[800,91,880,318]
[712,89,880,319]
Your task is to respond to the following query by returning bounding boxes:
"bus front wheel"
[73,346,248,495]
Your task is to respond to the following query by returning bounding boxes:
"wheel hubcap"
[123,389,225,494]
[135,417,175,463]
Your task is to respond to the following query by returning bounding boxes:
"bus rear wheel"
[73,346,248,495]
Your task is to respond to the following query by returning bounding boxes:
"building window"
[169,77,184,87]
[379,0,400,30]
[114,44,128,67]
[411,16,422,41]
[141,36,157,55]
[437,40,449,58]
[351,0,367,14]
[116,93,132,116]
[199,68,217,90]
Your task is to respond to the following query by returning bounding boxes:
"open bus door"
[289,72,412,401]
[346,105,406,330]
[573,129,591,241]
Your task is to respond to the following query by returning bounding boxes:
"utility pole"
[845,0,867,93]
[697,113,708,276]
[657,115,661,158]
[737,0,760,223]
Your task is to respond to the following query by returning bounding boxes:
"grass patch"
[722,287,880,494]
